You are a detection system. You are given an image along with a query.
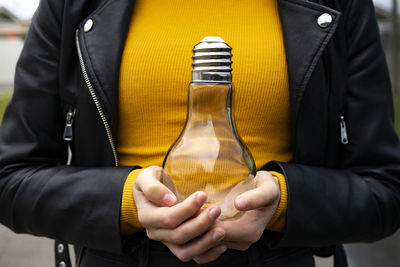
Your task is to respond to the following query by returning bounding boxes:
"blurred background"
[0,0,399,266]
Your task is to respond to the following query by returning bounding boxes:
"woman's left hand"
[212,171,281,251]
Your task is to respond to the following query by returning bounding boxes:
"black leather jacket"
[0,0,399,264]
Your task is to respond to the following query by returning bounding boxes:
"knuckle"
[194,256,210,265]
[146,183,160,196]
[266,186,279,201]
[253,190,265,201]
[175,251,191,262]
[237,243,251,251]
[256,170,271,180]
[137,213,148,226]
[168,231,185,245]
[161,216,178,228]
[248,234,261,244]
[136,168,149,181]
[194,258,203,264]
[138,210,154,227]
[249,236,259,244]
[146,230,157,241]
[247,191,264,207]
[148,165,162,173]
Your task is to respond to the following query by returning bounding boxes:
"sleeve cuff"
[120,168,144,235]
[266,171,288,232]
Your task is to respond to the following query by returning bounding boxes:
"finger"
[215,208,269,243]
[140,191,207,229]
[148,206,221,244]
[134,166,177,206]
[165,227,225,262]
[193,245,227,264]
[234,171,280,211]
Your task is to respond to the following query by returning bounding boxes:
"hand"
[133,166,227,263]
[215,171,281,250]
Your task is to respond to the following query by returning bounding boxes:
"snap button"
[57,244,64,253]
[84,19,94,32]
[59,261,66,267]
[317,13,332,28]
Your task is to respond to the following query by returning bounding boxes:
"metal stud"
[84,19,94,32]
[59,261,67,267]
[317,13,332,28]
[57,244,65,254]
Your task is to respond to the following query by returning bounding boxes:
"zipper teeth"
[75,30,119,166]
[76,247,84,267]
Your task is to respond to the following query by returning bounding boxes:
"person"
[0,0,399,266]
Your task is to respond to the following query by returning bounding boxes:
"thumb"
[234,171,280,211]
[134,166,177,207]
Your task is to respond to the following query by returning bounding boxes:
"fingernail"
[162,194,175,206]
[209,207,220,220]
[236,198,248,210]
[195,192,206,205]
[213,230,224,241]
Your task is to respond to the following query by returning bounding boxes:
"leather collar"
[76,0,341,135]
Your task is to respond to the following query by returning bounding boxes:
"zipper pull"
[340,116,349,144]
[63,106,75,141]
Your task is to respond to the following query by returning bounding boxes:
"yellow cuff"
[266,171,288,232]
[120,168,144,235]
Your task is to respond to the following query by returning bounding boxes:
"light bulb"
[162,37,256,220]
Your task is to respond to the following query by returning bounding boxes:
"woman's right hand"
[133,166,227,264]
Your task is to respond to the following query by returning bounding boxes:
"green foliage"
[0,91,12,122]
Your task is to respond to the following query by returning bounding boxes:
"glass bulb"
[162,37,256,220]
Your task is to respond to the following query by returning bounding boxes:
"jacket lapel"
[78,0,342,139]
[277,0,341,124]
[76,0,135,135]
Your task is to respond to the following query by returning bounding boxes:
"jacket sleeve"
[263,0,400,247]
[0,0,132,254]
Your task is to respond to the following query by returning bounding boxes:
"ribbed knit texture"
[118,0,292,234]
[120,169,142,234]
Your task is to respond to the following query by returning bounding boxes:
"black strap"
[54,241,72,267]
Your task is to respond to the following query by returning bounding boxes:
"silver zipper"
[340,115,349,144]
[75,30,119,166]
[63,105,75,141]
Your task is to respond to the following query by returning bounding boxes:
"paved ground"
[0,224,333,267]
[345,230,400,267]
[0,224,53,267]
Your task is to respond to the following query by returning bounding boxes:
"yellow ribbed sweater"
[118,0,292,234]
